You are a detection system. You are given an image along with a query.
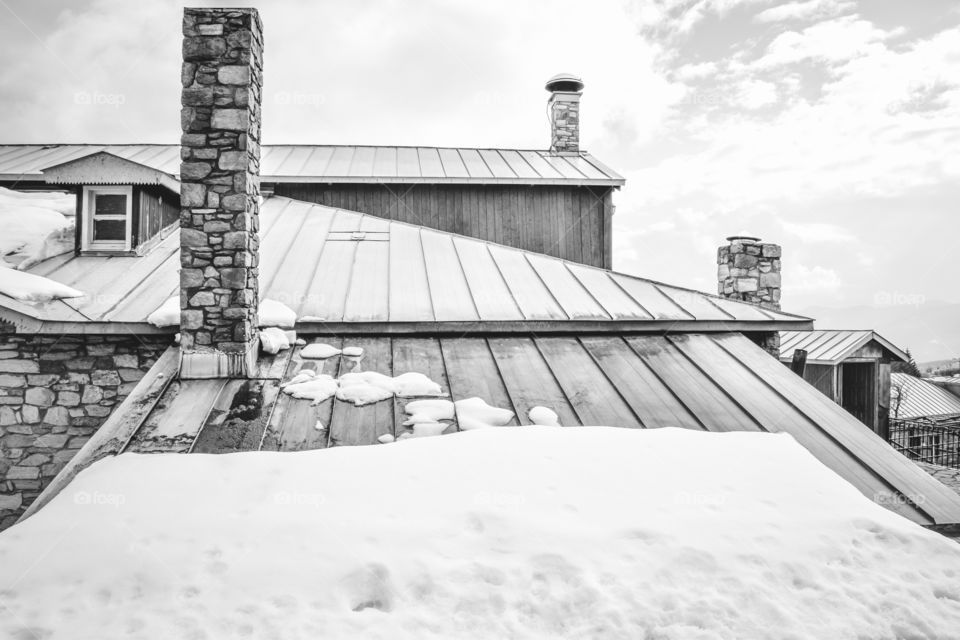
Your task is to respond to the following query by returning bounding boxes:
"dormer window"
[82,186,132,252]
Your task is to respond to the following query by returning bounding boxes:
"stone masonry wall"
[0,332,170,529]
[549,93,580,153]
[718,236,783,358]
[179,8,263,377]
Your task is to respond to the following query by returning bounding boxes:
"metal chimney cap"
[726,235,762,243]
[545,73,584,93]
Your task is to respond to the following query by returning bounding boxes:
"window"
[82,186,132,251]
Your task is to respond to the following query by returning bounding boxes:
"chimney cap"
[545,73,584,93]
[726,235,762,243]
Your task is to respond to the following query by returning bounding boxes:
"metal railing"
[888,416,960,468]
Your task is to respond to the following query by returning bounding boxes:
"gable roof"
[892,373,960,420]
[780,330,908,365]
[40,151,180,192]
[29,332,960,529]
[0,144,624,187]
[0,196,812,333]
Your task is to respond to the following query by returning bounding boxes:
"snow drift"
[0,187,75,268]
[2,427,959,639]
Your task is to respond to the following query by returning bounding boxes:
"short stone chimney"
[179,8,264,378]
[717,236,782,310]
[545,73,583,154]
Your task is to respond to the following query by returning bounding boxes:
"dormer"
[40,152,180,256]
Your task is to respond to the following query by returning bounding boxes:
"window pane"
[95,194,126,217]
[93,218,126,241]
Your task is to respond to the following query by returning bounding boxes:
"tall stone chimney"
[545,73,584,154]
[179,8,264,378]
[717,236,781,310]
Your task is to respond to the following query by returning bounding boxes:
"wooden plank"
[329,336,395,446]
[251,345,294,380]
[262,336,342,452]
[392,337,456,436]
[534,336,641,427]
[452,238,523,321]
[487,245,565,320]
[343,239,390,322]
[487,337,580,426]
[714,333,958,525]
[580,336,701,430]
[388,224,434,321]
[566,263,651,320]
[525,253,609,320]
[624,334,760,432]
[192,379,281,453]
[125,379,226,453]
[440,338,518,426]
[420,230,479,321]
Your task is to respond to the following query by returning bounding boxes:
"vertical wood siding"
[134,186,179,250]
[271,183,614,268]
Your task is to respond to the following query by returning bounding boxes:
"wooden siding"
[803,363,837,401]
[134,186,179,251]
[272,183,615,268]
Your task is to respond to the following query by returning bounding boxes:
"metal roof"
[779,330,908,365]
[891,373,960,420]
[0,144,625,186]
[0,196,812,333]
[31,333,960,528]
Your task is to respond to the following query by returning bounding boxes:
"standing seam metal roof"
[891,373,960,420]
[779,330,908,364]
[0,144,625,186]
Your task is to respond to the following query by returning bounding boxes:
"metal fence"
[888,416,960,468]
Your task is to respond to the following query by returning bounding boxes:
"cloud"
[754,0,855,24]
[782,222,855,243]
[787,264,842,293]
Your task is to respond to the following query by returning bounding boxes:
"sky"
[1,0,958,357]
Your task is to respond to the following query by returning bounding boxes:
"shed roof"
[780,330,908,365]
[0,144,624,186]
[0,196,812,333]
[891,373,960,420]
[33,333,960,529]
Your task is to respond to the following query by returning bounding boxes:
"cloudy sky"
[1,0,958,357]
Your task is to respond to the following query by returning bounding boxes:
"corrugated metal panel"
[5,196,812,330]
[891,373,960,419]
[0,144,625,186]
[780,330,906,364]
[118,332,960,527]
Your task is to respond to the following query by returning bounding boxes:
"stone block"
[118,369,143,383]
[218,151,246,171]
[19,453,50,467]
[33,433,69,448]
[211,109,248,130]
[181,183,207,207]
[180,162,212,180]
[2,434,33,448]
[0,374,25,388]
[112,354,139,369]
[220,268,247,289]
[58,391,81,407]
[6,466,40,480]
[733,253,758,269]
[759,272,782,288]
[21,405,40,424]
[761,244,781,258]
[91,370,122,386]
[181,310,204,330]
[180,228,208,248]
[24,387,56,407]
[735,278,758,293]
[218,65,250,85]
[0,493,22,512]
[0,360,38,374]
[26,374,58,386]
[0,407,17,426]
[221,193,247,212]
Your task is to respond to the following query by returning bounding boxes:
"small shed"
[780,330,908,437]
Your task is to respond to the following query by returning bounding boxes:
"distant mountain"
[797,301,960,364]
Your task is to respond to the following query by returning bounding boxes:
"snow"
[411,422,447,437]
[301,342,342,359]
[3,427,960,639]
[337,371,397,405]
[281,369,317,388]
[529,405,561,426]
[455,396,515,430]
[0,188,74,268]
[342,345,364,357]
[391,372,444,397]
[402,399,455,425]
[377,433,396,444]
[258,327,291,354]
[146,295,179,327]
[282,375,339,405]
[0,266,84,302]
[258,298,297,328]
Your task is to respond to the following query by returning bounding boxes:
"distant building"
[780,330,907,438]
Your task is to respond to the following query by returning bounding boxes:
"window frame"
[81,185,133,252]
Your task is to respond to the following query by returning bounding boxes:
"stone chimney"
[717,236,782,310]
[179,8,264,378]
[545,73,584,154]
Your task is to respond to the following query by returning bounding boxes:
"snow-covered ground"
[0,187,75,269]
[2,427,959,639]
